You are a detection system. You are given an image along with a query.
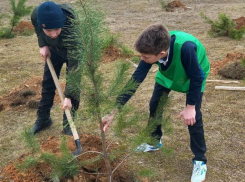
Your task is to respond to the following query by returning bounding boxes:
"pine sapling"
[200,12,245,40]
[1,0,32,38]
[63,1,139,181]
[64,1,173,181]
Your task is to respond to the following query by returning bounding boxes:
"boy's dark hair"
[134,24,170,55]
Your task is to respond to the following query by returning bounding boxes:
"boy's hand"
[178,105,196,126]
[102,109,118,132]
[62,98,72,111]
[40,46,51,61]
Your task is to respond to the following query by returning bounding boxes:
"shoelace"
[192,163,203,177]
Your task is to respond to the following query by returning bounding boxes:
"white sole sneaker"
[135,143,160,152]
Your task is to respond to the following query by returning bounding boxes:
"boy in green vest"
[102,24,210,182]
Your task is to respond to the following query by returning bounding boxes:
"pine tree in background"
[9,0,32,35]
[200,12,245,40]
[0,0,32,38]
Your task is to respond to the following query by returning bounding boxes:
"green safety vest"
[155,31,210,93]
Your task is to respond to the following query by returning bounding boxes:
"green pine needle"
[21,129,40,154]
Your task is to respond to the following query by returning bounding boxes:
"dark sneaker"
[30,118,53,134]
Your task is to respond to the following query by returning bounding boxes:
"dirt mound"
[0,76,65,112]
[166,1,187,12]
[218,60,245,79]
[233,17,245,30]
[13,21,34,34]
[102,45,123,62]
[0,134,134,182]
[210,52,245,75]
[0,45,123,112]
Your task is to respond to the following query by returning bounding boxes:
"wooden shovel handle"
[46,57,79,140]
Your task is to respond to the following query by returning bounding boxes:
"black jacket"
[31,4,81,99]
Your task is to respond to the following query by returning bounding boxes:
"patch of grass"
[138,168,157,178]
[21,28,35,36]
[159,0,167,10]
[0,13,10,21]
[240,58,245,67]
[0,27,14,39]
[159,145,174,157]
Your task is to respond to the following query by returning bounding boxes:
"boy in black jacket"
[30,1,80,135]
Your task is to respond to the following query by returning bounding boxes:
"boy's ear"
[159,50,168,57]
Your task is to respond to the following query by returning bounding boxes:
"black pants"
[38,51,79,117]
[149,82,207,163]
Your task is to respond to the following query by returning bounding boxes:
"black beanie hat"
[37,1,66,29]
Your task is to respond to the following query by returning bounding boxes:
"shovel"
[46,56,82,156]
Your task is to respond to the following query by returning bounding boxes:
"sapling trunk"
[91,74,113,180]
[79,1,112,181]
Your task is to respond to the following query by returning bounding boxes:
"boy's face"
[43,28,62,39]
[140,50,168,64]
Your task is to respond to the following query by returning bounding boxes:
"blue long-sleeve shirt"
[116,35,204,106]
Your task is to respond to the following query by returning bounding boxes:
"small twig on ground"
[79,170,108,175]
[68,151,103,163]
[112,152,133,174]
[106,140,115,151]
